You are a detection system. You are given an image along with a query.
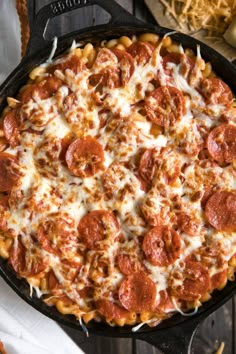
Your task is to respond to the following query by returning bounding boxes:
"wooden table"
[27,1,236,353]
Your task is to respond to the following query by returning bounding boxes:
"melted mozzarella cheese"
[3,37,236,324]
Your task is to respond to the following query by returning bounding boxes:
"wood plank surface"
[59,328,133,354]
[27,1,236,354]
[193,300,233,354]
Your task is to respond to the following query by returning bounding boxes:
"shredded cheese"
[1,34,236,329]
[159,0,236,35]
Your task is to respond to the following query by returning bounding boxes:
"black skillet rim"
[0,22,236,338]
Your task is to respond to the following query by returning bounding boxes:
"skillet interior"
[0,23,236,337]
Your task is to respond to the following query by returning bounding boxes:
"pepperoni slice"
[89,67,121,90]
[127,41,154,65]
[93,48,118,68]
[90,49,119,95]
[78,286,94,298]
[9,236,48,277]
[0,152,19,192]
[3,109,20,146]
[49,54,86,74]
[8,236,25,275]
[89,50,134,89]
[48,267,80,303]
[96,299,129,320]
[163,53,194,80]
[171,260,210,301]
[145,86,186,127]
[177,212,199,236]
[117,253,143,275]
[19,76,62,103]
[201,186,214,209]
[138,149,158,188]
[156,289,175,313]
[205,191,236,231]
[59,133,75,161]
[142,225,181,266]
[39,76,63,99]
[47,271,73,300]
[78,210,120,250]
[207,124,236,164]
[65,136,104,177]
[48,270,60,290]
[19,84,38,103]
[163,53,181,70]
[200,77,233,105]
[118,272,156,312]
[37,213,79,259]
[112,49,134,85]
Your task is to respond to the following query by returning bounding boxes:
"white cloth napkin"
[0,0,21,84]
[0,2,84,353]
[0,278,84,354]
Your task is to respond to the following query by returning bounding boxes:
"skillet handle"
[137,320,199,354]
[26,0,143,57]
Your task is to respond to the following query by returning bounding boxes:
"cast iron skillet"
[0,1,236,353]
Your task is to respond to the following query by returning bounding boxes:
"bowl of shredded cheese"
[145,0,236,60]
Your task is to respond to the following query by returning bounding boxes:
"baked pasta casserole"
[0,33,236,330]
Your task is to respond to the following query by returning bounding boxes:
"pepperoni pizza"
[0,34,236,329]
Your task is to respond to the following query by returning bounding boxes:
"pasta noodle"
[215,342,225,354]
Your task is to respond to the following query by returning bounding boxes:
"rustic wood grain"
[60,326,133,354]
[192,300,233,354]
[27,1,236,354]
[136,339,162,354]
